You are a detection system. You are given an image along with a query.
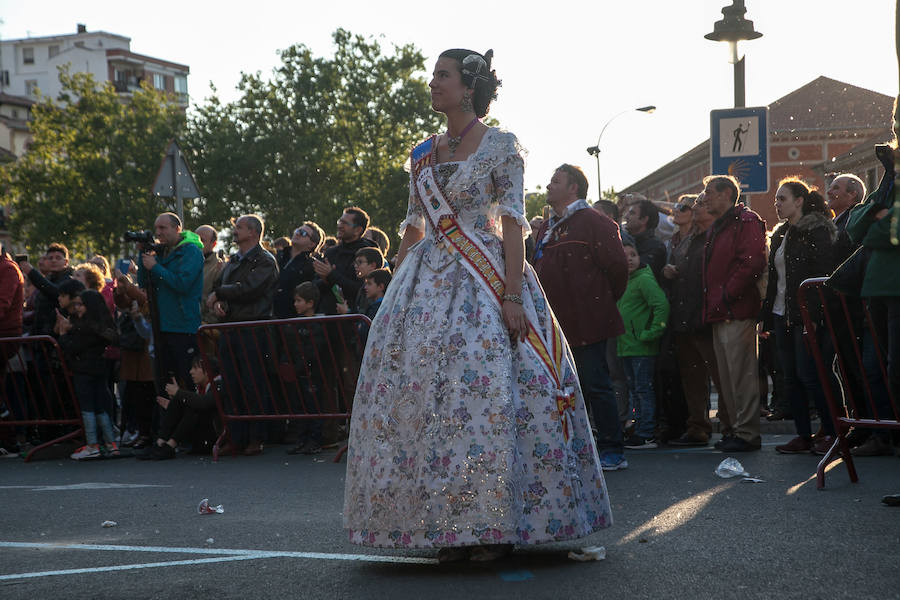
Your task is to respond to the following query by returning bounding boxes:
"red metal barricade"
[797,277,899,489]
[0,335,83,461]
[196,314,371,462]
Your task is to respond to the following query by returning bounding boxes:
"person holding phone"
[313,207,378,315]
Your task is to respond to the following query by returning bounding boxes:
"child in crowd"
[337,247,386,316]
[287,282,329,455]
[358,268,391,347]
[147,355,219,460]
[55,280,86,326]
[113,275,156,449]
[58,290,120,460]
[617,234,670,450]
[362,268,391,322]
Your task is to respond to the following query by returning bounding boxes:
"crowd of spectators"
[529,161,899,466]
[0,157,898,469]
[0,206,392,460]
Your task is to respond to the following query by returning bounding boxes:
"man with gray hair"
[827,173,867,265]
[209,215,278,322]
[701,175,767,453]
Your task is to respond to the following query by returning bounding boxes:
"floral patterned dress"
[343,128,612,548]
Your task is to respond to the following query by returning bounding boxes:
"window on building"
[11,109,19,119]
[23,47,35,65]
[153,73,165,90]
[25,80,38,96]
[49,45,60,59]
[174,75,187,95]
[0,71,9,86]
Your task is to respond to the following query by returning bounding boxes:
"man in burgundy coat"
[701,175,767,452]
[534,164,629,470]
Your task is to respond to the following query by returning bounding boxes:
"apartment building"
[0,23,190,108]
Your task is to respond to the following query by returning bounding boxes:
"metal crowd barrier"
[196,314,371,462]
[797,277,899,489]
[0,335,83,462]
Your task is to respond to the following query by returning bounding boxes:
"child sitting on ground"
[148,355,220,460]
[617,233,670,450]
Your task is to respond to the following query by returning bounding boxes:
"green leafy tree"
[524,188,547,220]
[184,29,445,246]
[0,67,186,258]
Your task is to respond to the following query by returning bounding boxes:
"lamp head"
[704,0,762,43]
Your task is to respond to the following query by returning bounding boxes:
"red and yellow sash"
[410,137,576,441]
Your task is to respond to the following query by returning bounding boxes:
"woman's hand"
[55,309,71,334]
[164,377,179,398]
[502,300,528,341]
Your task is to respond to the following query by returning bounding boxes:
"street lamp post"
[586,105,655,202]
[704,0,762,108]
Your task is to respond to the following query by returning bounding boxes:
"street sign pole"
[152,138,200,222]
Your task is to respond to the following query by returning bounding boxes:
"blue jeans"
[621,356,656,440]
[572,340,622,452]
[773,315,835,438]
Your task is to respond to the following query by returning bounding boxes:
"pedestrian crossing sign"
[710,107,769,194]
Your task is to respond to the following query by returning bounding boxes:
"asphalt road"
[1,435,898,600]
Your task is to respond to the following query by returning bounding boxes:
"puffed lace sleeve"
[399,159,426,237]
[489,133,530,238]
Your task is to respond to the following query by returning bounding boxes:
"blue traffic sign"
[710,106,769,194]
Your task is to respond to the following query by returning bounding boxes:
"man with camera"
[136,212,204,390]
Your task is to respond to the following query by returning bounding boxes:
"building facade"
[620,77,894,228]
[0,23,189,107]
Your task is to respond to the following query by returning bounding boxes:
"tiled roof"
[768,76,893,134]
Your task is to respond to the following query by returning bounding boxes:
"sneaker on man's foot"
[669,433,709,447]
[599,451,629,471]
[718,436,761,452]
[851,435,893,457]
[623,436,658,449]
[714,435,735,451]
[71,444,101,460]
[151,443,176,460]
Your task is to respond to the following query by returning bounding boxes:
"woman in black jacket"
[763,178,838,455]
[58,290,119,460]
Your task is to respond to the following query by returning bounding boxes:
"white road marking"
[0,541,437,580]
[0,483,171,491]
[0,555,266,581]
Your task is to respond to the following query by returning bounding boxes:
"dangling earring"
[460,93,474,114]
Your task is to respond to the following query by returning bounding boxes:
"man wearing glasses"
[313,207,379,315]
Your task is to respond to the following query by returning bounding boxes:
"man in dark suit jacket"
[534,164,629,470]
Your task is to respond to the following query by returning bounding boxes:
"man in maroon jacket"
[535,164,629,470]
[701,175,767,452]
[0,241,25,381]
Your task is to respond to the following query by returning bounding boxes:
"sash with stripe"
[410,136,577,441]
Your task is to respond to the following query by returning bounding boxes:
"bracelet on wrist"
[502,293,524,305]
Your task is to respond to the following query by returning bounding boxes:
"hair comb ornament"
[461,54,489,85]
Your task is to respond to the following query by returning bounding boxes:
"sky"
[2,1,897,202]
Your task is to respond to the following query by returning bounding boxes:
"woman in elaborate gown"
[343,48,612,562]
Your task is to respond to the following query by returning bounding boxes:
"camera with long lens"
[123,230,165,253]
